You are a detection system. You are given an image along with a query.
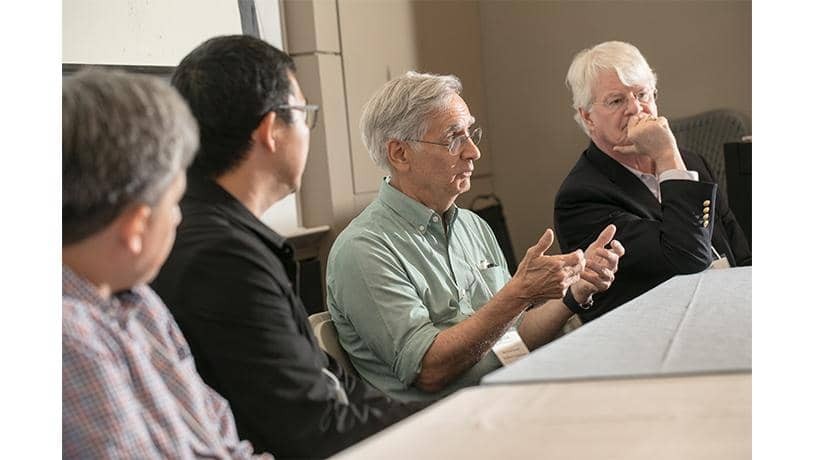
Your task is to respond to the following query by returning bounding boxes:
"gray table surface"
[482,266,752,384]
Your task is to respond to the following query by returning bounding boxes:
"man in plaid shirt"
[62,69,270,458]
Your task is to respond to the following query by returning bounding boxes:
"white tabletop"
[333,372,751,459]
[483,267,751,385]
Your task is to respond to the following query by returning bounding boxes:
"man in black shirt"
[152,35,422,459]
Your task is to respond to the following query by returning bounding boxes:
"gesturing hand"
[571,224,625,304]
[510,229,586,305]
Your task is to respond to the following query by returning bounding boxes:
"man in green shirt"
[327,72,625,401]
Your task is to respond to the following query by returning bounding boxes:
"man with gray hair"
[554,41,751,323]
[326,71,625,401]
[62,69,268,458]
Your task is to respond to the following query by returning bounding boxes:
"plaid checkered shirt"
[62,266,271,459]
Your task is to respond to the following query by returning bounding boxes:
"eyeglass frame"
[404,126,483,155]
[591,88,658,112]
[271,104,320,130]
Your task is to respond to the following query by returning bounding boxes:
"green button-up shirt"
[327,179,511,402]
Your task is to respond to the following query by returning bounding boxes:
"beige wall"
[284,0,750,299]
[479,0,751,257]
[284,0,489,295]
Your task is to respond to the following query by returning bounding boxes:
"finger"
[613,145,638,155]
[578,272,607,291]
[610,240,625,257]
[586,255,618,280]
[561,249,585,269]
[586,257,614,275]
[589,248,619,267]
[563,270,583,287]
[532,229,554,255]
[590,224,616,250]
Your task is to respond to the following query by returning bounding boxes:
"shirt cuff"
[659,169,699,182]
[394,324,441,386]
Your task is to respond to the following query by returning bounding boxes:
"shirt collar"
[378,177,459,233]
[620,162,655,180]
[185,172,290,251]
[62,265,142,317]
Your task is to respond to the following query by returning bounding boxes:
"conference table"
[332,267,752,459]
[484,266,751,384]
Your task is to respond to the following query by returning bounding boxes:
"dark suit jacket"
[554,142,751,322]
[152,174,420,459]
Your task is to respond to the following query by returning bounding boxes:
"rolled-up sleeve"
[329,232,440,387]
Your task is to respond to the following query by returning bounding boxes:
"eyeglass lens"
[604,90,656,111]
[449,127,482,153]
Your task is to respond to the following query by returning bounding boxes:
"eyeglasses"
[275,104,320,130]
[593,89,658,112]
[405,126,483,155]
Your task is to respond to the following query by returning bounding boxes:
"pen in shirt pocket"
[478,259,498,270]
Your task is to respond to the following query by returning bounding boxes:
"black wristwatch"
[563,287,594,315]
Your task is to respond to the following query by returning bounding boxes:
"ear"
[386,139,411,173]
[252,111,278,153]
[579,108,594,130]
[117,204,152,255]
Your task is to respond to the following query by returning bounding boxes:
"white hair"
[360,71,462,171]
[565,41,657,136]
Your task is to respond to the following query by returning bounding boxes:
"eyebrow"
[604,86,649,97]
[444,116,476,135]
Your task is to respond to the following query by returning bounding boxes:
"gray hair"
[565,41,657,135]
[63,69,199,244]
[360,71,462,171]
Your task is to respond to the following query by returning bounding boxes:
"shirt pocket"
[468,266,509,308]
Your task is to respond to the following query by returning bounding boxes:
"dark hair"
[63,69,198,245]
[171,35,296,178]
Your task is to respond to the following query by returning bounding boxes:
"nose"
[460,138,481,161]
[623,93,642,116]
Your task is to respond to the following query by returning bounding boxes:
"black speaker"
[297,257,324,315]
[723,142,751,247]
[470,194,518,274]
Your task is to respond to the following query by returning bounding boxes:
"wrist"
[654,148,684,174]
[563,285,594,315]
[500,278,535,311]
[571,280,594,304]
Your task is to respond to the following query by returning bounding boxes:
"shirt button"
[419,225,426,232]
[432,215,439,223]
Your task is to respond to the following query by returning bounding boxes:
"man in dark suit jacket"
[151,35,420,459]
[554,41,751,323]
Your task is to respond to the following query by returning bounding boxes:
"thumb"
[533,229,554,255]
[591,224,616,249]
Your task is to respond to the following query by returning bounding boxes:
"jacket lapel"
[584,142,661,215]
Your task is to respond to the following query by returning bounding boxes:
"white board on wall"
[63,0,304,235]
[63,0,243,65]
